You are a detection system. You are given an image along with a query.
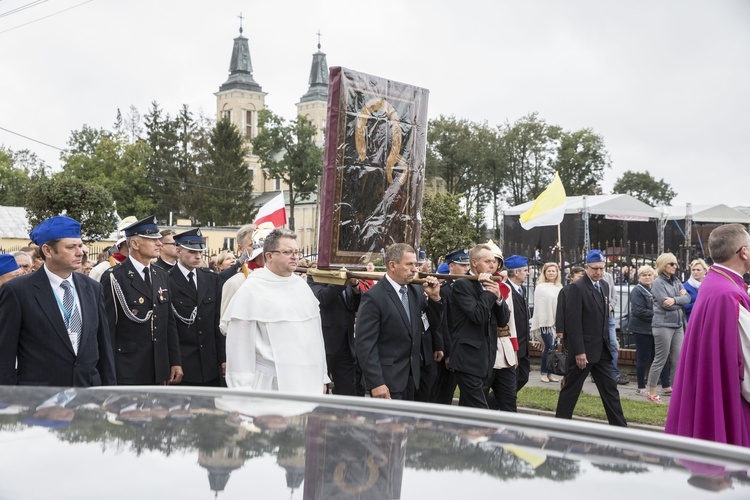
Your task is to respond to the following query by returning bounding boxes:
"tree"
[196,117,252,225]
[252,109,323,230]
[26,175,118,241]
[426,116,478,196]
[421,192,479,265]
[612,170,676,206]
[144,101,182,220]
[554,128,610,196]
[0,147,38,206]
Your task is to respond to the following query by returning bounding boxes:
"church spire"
[299,31,328,103]
[220,15,262,93]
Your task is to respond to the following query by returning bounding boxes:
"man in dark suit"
[309,276,361,395]
[450,244,511,408]
[555,250,627,426]
[355,243,443,400]
[505,255,534,391]
[154,229,178,271]
[101,215,183,385]
[431,249,470,404]
[0,216,116,386]
[168,228,225,386]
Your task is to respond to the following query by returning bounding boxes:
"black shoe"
[616,375,630,385]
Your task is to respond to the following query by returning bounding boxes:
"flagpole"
[557,223,562,269]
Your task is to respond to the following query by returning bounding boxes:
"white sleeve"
[738,305,750,403]
[225,318,257,389]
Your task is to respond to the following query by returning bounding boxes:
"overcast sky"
[1,0,748,209]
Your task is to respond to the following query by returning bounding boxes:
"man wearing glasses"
[555,249,627,426]
[223,228,329,393]
[155,229,179,271]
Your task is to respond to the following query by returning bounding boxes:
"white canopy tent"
[505,194,662,220]
[656,204,750,224]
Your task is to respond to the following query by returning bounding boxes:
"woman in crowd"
[648,253,689,403]
[629,265,670,396]
[682,258,708,322]
[216,250,237,272]
[531,262,563,383]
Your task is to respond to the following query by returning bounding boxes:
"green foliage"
[252,109,323,230]
[195,117,253,225]
[612,170,676,206]
[25,175,118,241]
[0,147,34,206]
[554,128,610,196]
[421,192,479,264]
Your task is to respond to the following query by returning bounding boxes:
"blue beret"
[436,263,450,274]
[504,255,528,269]
[445,249,470,265]
[29,216,81,246]
[124,215,160,238]
[0,254,19,276]
[586,250,606,264]
[174,228,206,251]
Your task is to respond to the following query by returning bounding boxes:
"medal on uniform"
[138,297,144,304]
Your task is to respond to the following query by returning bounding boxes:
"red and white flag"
[253,192,287,227]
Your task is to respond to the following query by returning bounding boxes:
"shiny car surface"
[0,386,748,499]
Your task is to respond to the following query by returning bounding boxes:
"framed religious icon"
[318,67,429,268]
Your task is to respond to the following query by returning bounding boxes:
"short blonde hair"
[637,264,655,277]
[536,262,562,286]
[654,253,677,275]
[689,258,708,272]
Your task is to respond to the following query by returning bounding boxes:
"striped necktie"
[60,280,82,353]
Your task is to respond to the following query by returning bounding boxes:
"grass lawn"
[516,387,668,427]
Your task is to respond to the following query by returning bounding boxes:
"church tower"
[296,33,329,145]
[215,21,269,193]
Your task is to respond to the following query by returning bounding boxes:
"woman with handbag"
[629,265,670,397]
[531,262,563,382]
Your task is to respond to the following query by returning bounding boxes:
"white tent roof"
[656,204,750,224]
[504,194,661,220]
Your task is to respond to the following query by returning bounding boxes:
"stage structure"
[318,67,429,268]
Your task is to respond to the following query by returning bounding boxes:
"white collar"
[128,256,148,276]
[177,262,196,283]
[43,264,73,291]
[713,263,743,279]
[385,273,406,294]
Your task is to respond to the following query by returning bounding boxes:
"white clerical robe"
[223,267,328,393]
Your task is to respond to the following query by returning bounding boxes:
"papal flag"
[520,172,567,230]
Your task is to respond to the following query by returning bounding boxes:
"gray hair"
[236,224,256,249]
[263,228,297,255]
[384,243,415,267]
[709,224,749,263]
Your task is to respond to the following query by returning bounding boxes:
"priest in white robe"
[223,228,328,393]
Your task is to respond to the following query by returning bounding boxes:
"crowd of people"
[0,215,748,448]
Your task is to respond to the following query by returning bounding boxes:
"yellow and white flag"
[520,172,567,230]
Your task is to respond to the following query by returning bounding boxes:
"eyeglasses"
[161,242,177,246]
[667,263,678,267]
[268,249,300,257]
[736,245,748,254]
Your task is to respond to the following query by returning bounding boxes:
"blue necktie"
[399,286,411,322]
[60,280,82,352]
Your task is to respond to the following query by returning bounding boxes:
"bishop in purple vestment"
[665,224,750,447]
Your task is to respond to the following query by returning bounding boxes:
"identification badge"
[421,312,430,330]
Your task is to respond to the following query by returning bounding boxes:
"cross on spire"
[238,12,244,34]
[317,29,322,50]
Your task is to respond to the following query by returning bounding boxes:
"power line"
[0,0,94,35]
[0,125,63,150]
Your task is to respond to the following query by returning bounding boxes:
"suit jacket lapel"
[195,270,206,304]
[124,259,152,299]
[72,273,91,354]
[173,268,197,302]
[385,283,413,333]
[34,269,76,355]
[590,280,605,314]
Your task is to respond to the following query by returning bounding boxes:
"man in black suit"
[431,249,470,404]
[0,216,116,386]
[101,215,183,385]
[355,243,443,400]
[154,229,178,271]
[505,255,534,391]
[450,244,511,408]
[168,228,225,386]
[308,276,361,395]
[555,250,627,426]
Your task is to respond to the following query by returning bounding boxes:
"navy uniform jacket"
[564,276,610,364]
[511,284,531,358]
[355,280,443,393]
[308,279,361,358]
[101,259,181,384]
[168,266,225,384]
[0,267,116,387]
[449,279,510,378]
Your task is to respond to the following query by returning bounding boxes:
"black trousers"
[431,359,457,405]
[327,349,358,396]
[391,373,416,401]
[486,367,517,412]
[555,344,627,426]
[414,362,437,403]
[516,356,530,391]
[455,370,489,408]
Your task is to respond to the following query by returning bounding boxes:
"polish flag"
[253,192,287,227]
